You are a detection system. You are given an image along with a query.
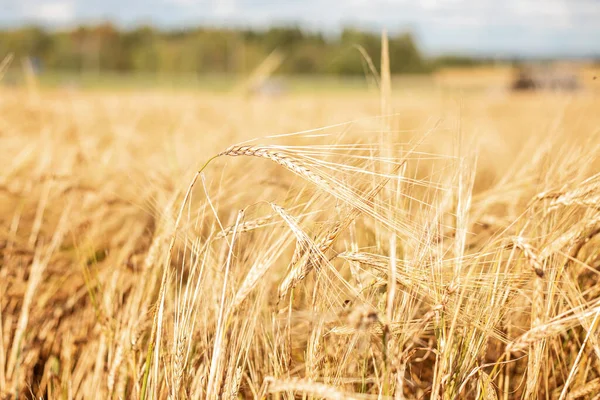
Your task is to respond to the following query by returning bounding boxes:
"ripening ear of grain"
[1,59,600,399]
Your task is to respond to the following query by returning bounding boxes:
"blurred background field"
[1,65,598,94]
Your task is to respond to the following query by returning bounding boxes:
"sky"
[1,0,599,57]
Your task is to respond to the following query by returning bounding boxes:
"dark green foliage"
[0,24,486,75]
[431,55,484,68]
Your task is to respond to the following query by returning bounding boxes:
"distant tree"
[0,24,465,76]
[45,32,83,71]
[284,43,324,74]
[388,33,426,73]
[127,27,160,72]
[263,26,305,51]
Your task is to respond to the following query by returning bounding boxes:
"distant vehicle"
[30,57,43,74]
[511,64,581,92]
[249,78,288,97]
[233,49,286,98]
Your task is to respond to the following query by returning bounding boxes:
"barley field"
[2,68,600,399]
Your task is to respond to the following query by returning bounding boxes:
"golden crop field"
[2,69,600,399]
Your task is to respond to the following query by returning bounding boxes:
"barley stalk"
[568,378,600,400]
[267,377,368,400]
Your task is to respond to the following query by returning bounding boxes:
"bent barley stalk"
[218,145,333,192]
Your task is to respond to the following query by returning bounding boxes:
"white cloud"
[214,0,236,17]
[167,0,198,5]
[507,0,572,29]
[27,1,75,23]
[161,0,237,17]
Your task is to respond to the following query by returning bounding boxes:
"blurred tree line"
[0,24,488,75]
